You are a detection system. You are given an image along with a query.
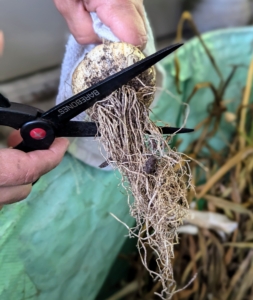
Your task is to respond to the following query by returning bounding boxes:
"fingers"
[85,0,147,48]
[53,0,100,44]
[53,0,147,48]
[0,137,69,187]
[0,184,32,205]
[7,130,22,147]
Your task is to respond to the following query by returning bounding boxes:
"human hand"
[53,0,147,48]
[0,131,69,204]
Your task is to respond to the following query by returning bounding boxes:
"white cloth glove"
[56,12,165,169]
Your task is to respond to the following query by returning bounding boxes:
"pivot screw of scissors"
[20,120,55,150]
[30,128,47,140]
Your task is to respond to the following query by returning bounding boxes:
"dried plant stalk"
[72,42,191,299]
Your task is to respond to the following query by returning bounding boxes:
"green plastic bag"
[151,27,253,152]
[0,154,134,300]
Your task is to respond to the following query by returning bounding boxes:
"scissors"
[0,43,193,153]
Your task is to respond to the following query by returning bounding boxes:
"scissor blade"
[53,121,193,138]
[41,43,183,124]
[160,127,194,134]
[55,121,99,137]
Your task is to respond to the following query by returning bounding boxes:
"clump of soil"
[72,41,191,299]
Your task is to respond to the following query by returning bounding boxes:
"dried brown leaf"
[197,147,253,199]
[223,250,253,300]
[204,194,253,221]
[223,243,253,248]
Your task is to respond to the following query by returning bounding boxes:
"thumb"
[7,130,23,147]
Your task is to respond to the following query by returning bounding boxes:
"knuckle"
[24,167,39,184]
